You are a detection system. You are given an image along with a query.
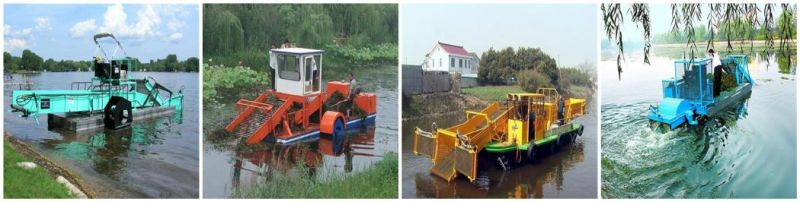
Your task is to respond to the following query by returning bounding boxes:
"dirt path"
[4,134,96,198]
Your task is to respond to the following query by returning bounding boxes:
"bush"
[558,68,593,90]
[203,63,271,104]
[325,43,397,65]
[517,69,552,92]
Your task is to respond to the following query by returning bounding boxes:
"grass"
[235,152,398,198]
[463,85,524,102]
[4,139,74,198]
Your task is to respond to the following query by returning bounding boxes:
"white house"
[422,42,479,77]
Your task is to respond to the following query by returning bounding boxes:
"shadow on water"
[402,97,598,198]
[600,52,796,198]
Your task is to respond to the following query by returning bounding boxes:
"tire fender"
[321,111,346,135]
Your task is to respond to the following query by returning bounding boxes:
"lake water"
[201,65,398,198]
[3,72,199,198]
[600,52,796,198]
[402,96,598,198]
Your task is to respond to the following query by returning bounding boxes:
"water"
[201,65,398,198]
[600,53,797,198]
[3,72,199,198]
[402,96,598,198]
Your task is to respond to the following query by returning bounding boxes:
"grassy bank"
[4,139,74,198]
[463,85,525,103]
[235,152,398,198]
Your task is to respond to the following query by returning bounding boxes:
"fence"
[403,65,459,96]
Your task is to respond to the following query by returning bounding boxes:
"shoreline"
[4,133,96,198]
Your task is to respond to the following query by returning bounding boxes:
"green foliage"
[235,152,398,198]
[478,47,559,86]
[517,69,553,93]
[325,43,397,64]
[203,4,398,68]
[5,50,197,73]
[463,85,524,103]
[202,63,270,103]
[203,5,245,54]
[777,8,797,44]
[4,140,74,198]
[21,49,43,71]
[558,68,594,90]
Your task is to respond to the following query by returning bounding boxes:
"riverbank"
[234,152,399,198]
[4,134,93,198]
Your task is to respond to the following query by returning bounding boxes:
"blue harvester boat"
[648,55,754,129]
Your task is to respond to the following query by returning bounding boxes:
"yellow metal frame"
[412,88,587,182]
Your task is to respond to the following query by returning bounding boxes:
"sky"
[4,4,199,61]
[402,4,597,67]
[611,3,793,44]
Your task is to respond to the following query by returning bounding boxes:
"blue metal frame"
[648,55,753,129]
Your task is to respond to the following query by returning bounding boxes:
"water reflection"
[226,127,379,193]
[38,115,181,180]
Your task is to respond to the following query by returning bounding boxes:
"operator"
[709,49,726,97]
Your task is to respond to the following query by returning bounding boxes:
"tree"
[185,57,200,72]
[602,3,797,80]
[3,51,12,71]
[478,47,558,87]
[44,58,56,71]
[21,49,43,71]
[165,54,179,72]
[203,5,245,54]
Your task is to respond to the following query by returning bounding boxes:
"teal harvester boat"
[648,55,754,129]
[10,33,183,129]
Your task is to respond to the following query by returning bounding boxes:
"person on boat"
[347,72,361,98]
[709,49,727,97]
[343,72,362,117]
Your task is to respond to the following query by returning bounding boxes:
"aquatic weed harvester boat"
[648,55,754,129]
[413,88,586,182]
[10,33,184,130]
[224,47,377,144]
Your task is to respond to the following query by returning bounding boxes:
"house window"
[439,58,442,68]
[459,59,463,68]
[450,58,455,68]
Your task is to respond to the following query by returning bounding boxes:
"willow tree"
[602,3,797,80]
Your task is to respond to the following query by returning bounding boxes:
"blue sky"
[4,4,199,61]
[402,4,597,67]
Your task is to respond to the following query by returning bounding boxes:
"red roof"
[438,42,470,57]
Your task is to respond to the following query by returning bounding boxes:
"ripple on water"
[601,99,755,198]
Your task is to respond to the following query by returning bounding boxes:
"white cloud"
[5,38,28,52]
[69,19,97,38]
[4,24,10,36]
[34,17,52,31]
[167,20,184,32]
[165,32,183,43]
[98,4,162,41]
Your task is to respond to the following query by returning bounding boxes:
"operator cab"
[270,47,324,96]
[92,33,135,85]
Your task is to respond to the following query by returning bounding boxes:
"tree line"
[4,50,199,73]
[478,47,559,86]
[654,10,797,44]
[203,4,398,69]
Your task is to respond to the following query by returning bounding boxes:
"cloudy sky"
[402,4,598,67]
[4,4,199,61]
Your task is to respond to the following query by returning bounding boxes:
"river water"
[201,65,398,198]
[3,72,199,198]
[402,96,598,198]
[600,52,796,198]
